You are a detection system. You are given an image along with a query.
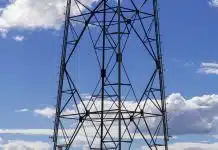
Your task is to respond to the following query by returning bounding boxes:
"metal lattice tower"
[53,0,168,150]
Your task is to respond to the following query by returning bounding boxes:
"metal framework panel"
[53,0,168,149]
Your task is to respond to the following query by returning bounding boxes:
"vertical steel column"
[153,0,168,149]
[117,0,122,149]
[100,0,106,149]
[53,0,71,149]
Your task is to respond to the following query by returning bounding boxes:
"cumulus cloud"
[33,107,75,118]
[0,0,99,36]
[15,107,73,118]
[142,142,218,150]
[8,92,218,148]
[0,129,159,150]
[0,140,50,150]
[12,35,24,42]
[33,93,218,136]
[0,137,93,150]
[167,93,218,135]
[34,107,55,118]
[2,92,218,149]
[198,62,218,75]
[209,0,218,7]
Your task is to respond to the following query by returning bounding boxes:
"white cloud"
[0,128,163,140]
[0,0,98,38]
[1,91,218,149]
[200,62,218,68]
[142,142,218,150]
[34,107,55,118]
[12,35,24,41]
[0,0,65,29]
[1,139,218,150]
[198,62,218,75]
[0,128,164,150]
[0,136,92,150]
[0,129,54,136]
[0,140,50,150]
[33,107,75,118]
[0,0,99,37]
[15,108,29,112]
[9,92,218,147]
[209,0,218,7]
[167,93,218,135]
[34,93,218,135]
[15,107,74,118]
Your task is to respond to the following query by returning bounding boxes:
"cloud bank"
[167,93,218,135]
[142,142,218,150]
[4,91,218,149]
[31,93,218,136]
[0,140,50,150]
[1,139,218,150]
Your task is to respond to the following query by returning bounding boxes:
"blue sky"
[161,0,218,97]
[0,0,218,149]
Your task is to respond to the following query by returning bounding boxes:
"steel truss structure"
[53,0,168,149]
